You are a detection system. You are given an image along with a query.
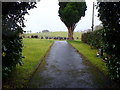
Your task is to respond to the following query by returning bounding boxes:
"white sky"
[23,0,102,33]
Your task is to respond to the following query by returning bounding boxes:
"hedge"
[2,17,23,78]
[81,29,104,49]
[2,2,36,78]
[81,28,120,82]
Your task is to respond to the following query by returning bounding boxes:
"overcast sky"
[23,0,102,33]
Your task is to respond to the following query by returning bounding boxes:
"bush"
[102,28,120,82]
[2,2,36,78]
[81,29,104,49]
[2,17,23,78]
[97,2,120,82]
[107,56,120,82]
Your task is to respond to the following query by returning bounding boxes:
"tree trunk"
[68,27,74,40]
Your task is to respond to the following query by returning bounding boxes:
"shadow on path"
[27,41,117,88]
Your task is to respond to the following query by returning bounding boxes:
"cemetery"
[2,1,120,89]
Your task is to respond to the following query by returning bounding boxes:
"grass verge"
[3,38,53,88]
[68,40,108,76]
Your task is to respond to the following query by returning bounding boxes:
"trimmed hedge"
[81,28,120,82]
[81,29,104,49]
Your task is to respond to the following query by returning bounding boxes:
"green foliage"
[59,2,87,28]
[97,2,120,82]
[2,2,36,78]
[82,2,120,82]
[58,2,87,40]
[2,2,36,27]
[81,29,104,49]
[2,16,23,78]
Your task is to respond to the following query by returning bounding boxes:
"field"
[24,31,82,40]
[3,39,53,88]
[68,40,108,75]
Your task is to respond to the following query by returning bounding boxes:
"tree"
[2,2,36,77]
[58,2,87,40]
[97,2,120,82]
[42,30,50,33]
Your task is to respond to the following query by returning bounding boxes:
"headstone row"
[24,35,79,40]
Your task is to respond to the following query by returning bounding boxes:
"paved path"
[27,41,116,88]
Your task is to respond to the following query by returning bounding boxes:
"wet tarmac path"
[27,41,116,88]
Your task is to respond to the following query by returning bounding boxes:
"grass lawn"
[24,31,82,40]
[68,40,108,75]
[3,38,53,88]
